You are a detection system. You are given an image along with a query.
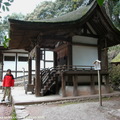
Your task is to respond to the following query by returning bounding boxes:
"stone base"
[59,85,113,97]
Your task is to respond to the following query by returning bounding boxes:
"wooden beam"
[35,45,41,97]
[73,75,78,96]
[38,35,69,43]
[29,46,36,59]
[54,43,68,52]
[79,34,98,38]
[72,42,97,47]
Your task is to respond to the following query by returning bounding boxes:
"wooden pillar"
[67,43,72,82]
[15,53,17,78]
[61,73,66,97]
[67,43,72,66]
[105,75,110,93]
[90,75,96,94]
[35,45,41,97]
[104,48,108,70]
[55,76,59,94]
[54,52,57,67]
[73,75,78,96]
[28,58,32,84]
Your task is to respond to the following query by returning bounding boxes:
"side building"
[0,46,54,80]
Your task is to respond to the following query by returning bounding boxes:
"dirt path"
[0,104,13,120]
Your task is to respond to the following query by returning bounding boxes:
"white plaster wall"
[45,51,53,60]
[45,62,53,68]
[72,36,98,66]
[72,45,98,66]
[17,53,28,71]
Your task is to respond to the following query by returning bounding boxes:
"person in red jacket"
[1,69,14,102]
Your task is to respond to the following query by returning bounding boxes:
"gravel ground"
[1,89,120,120]
[24,97,120,120]
[0,104,13,120]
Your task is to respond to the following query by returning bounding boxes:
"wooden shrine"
[8,1,120,97]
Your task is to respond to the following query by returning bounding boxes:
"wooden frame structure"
[8,1,120,97]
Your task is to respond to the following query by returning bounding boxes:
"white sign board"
[93,60,101,70]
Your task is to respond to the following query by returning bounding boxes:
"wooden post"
[61,73,66,97]
[28,58,32,84]
[98,70,102,106]
[105,75,110,93]
[67,43,72,66]
[90,75,95,94]
[15,53,17,78]
[54,52,57,67]
[35,45,41,97]
[55,77,59,94]
[73,75,78,96]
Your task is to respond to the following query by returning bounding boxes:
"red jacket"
[2,74,14,87]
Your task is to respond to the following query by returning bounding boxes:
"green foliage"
[113,1,120,15]
[108,44,120,90]
[25,0,85,21]
[108,44,120,52]
[0,20,8,45]
[11,109,17,120]
[104,0,120,30]
[97,0,104,6]
[2,36,10,48]
[3,2,11,6]
[108,45,120,65]
[0,0,14,12]
[0,13,25,47]
[109,65,120,90]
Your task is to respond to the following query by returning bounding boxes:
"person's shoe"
[6,99,10,103]
[1,99,5,102]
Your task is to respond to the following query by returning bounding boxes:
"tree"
[0,13,25,47]
[104,0,120,30]
[0,0,14,12]
[25,0,85,21]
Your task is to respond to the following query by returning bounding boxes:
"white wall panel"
[72,45,98,66]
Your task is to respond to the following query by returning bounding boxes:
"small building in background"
[0,46,54,79]
[111,52,120,65]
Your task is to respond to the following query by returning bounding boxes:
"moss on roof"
[111,53,120,63]
[33,1,95,23]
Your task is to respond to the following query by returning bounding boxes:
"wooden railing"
[40,65,108,96]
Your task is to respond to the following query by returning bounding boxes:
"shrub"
[109,64,120,90]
